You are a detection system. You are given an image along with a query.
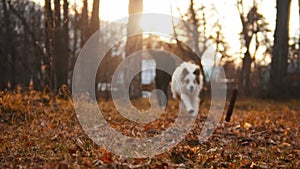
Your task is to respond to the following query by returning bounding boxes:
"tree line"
[0,0,100,91]
[0,0,299,99]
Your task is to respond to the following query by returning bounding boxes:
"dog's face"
[181,67,200,93]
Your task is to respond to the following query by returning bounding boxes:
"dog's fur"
[171,62,203,115]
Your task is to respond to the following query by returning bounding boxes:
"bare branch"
[8,2,46,59]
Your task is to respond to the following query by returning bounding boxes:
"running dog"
[171,62,203,116]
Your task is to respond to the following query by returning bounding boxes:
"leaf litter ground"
[0,90,299,168]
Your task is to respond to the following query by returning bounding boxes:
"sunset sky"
[32,0,299,64]
[100,0,299,53]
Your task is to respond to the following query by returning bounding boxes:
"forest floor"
[0,90,300,168]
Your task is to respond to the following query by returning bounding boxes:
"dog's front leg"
[181,94,194,114]
[192,98,199,114]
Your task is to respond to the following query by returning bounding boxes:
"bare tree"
[90,0,100,36]
[126,0,143,99]
[52,0,69,89]
[270,0,292,98]
[69,1,81,78]
[1,0,13,89]
[80,0,89,47]
[53,0,61,88]
[44,0,54,89]
[43,0,70,90]
[0,0,46,89]
[237,0,270,95]
[188,0,206,84]
[79,0,100,46]
[7,1,45,89]
[172,1,208,84]
[0,0,97,90]
[63,0,70,81]
[174,1,229,84]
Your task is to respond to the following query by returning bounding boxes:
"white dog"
[171,62,203,115]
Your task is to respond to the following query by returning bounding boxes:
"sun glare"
[31,0,299,60]
[100,0,129,21]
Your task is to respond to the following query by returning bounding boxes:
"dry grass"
[0,90,299,168]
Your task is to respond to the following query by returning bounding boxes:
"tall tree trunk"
[126,0,143,99]
[90,0,100,36]
[270,0,291,98]
[237,0,256,96]
[53,0,61,89]
[71,2,79,61]
[44,0,54,89]
[1,0,9,89]
[53,0,69,89]
[62,0,69,85]
[2,0,16,88]
[241,50,252,95]
[31,3,42,89]
[80,0,89,47]
[189,0,206,85]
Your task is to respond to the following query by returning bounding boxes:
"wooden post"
[225,89,238,122]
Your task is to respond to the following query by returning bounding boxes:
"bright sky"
[100,0,299,60]
[32,0,299,63]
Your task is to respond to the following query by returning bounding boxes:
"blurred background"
[0,0,299,99]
